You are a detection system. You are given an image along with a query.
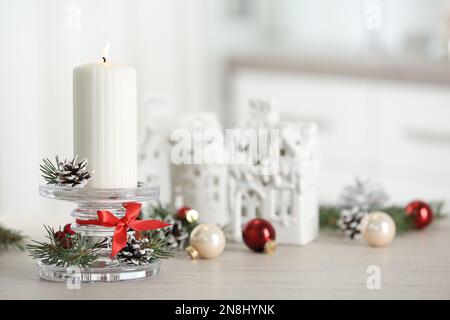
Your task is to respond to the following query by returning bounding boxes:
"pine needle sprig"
[0,225,25,250]
[143,229,175,261]
[319,205,341,230]
[26,225,105,267]
[150,201,172,219]
[40,157,59,185]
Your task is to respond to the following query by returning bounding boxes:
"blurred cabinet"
[377,83,450,202]
[227,67,450,204]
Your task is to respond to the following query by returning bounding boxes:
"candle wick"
[102,57,106,63]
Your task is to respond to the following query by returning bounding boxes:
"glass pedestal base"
[37,259,161,283]
[37,183,161,283]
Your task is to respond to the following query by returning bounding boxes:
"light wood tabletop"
[1,214,449,300]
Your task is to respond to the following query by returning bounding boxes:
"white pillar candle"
[73,47,137,189]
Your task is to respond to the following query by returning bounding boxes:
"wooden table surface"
[1,215,449,300]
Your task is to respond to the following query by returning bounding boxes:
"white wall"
[0,0,207,219]
[0,0,47,216]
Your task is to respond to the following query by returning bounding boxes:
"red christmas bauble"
[54,231,65,241]
[54,231,73,249]
[242,218,276,253]
[63,223,75,235]
[405,200,433,229]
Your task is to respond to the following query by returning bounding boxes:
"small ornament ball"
[405,200,433,229]
[177,206,199,223]
[63,223,75,235]
[242,218,276,253]
[186,223,225,259]
[360,211,396,247]
[54,230,72,249]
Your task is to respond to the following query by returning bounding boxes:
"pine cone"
[55,156,92,187]
[117,237,154,266]
[154,215,189,250]
[337,207,367,240]
[41,156,93,187]
[171,220,189,248]
[340,178,388,211]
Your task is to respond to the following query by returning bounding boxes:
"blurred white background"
[1,0,450,223]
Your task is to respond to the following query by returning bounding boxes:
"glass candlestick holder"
[37,182,161,283]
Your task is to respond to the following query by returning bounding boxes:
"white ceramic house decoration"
[170,113,228,226]
[229,100,321,245]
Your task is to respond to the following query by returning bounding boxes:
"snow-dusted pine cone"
[340,178,388,211]
[171,220,189,248]
[154,215,189,250]
[117,237,154,266]
[337,207,367,240]
[40,156,93,187]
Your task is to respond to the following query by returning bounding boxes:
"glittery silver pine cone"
[340,178,388,211]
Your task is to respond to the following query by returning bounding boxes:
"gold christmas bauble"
[185,209,199,223]
[361,211,396,247]
[186,223,226,259]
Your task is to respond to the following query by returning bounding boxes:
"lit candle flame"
[102,42,110,63]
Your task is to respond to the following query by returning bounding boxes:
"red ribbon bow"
[76,202,171,257]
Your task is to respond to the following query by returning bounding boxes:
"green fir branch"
[40,157,59,185]
[143,229,175,261]
[319,205,341,230]
[149,201,172,219]
[26,225,105,267]
[0,225,25,250]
